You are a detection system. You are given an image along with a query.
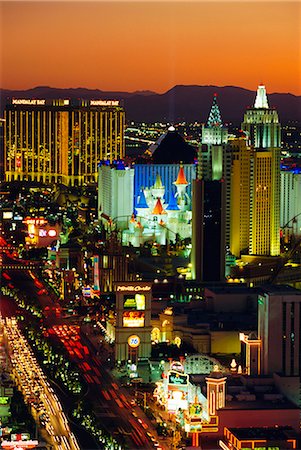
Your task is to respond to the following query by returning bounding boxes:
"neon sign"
[117,285,151,292]
[90,100,119,106]
[123,311,144,327]
[123,294,145,310]
[23,218,47,226]
[168,370,188,386]
[128,335,140,348]
[12,99,45,105]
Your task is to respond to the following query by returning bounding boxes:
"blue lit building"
[134,164,197,209]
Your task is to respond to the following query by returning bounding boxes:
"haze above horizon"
[1,1,300,95]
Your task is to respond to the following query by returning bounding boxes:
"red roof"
[152,198,167,215]
[174,166,188,185]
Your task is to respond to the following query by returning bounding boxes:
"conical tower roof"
[174,165,188,185]
[254,84,269,109]
[206,94,223,127]
[136,189,148,209]
[166,190,180,211]
[153,173,164,189]
[152,198,167,215]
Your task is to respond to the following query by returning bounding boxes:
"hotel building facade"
[4,98,125,186]
[241,85,281,256]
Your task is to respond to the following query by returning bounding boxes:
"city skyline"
[1,1,300,95]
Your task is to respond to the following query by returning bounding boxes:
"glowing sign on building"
[2,211,13,220]
[12,99,45,105]
[90,100,119,106]
[189,403,202,417]
[123,311,145,327]
[123,294,145,310]
[167,390,188,412]
[168,371,188,385]
[1,439,38,449]
[93,255,100,292]
[117,285,151,292]
[127,335,140,348]
[23,217,47,226]
[47,229,57,238]
[170,360,184,373]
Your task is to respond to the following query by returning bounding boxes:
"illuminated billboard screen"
[123,294,145,311]
[168,370,188,386]
[123,311,145,327]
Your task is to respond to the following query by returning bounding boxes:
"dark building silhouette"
[191,179,226,282]
[152,127,196,164]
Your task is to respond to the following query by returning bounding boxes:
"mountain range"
[0,85,300,124]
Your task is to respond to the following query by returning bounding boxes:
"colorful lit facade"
[23,216,61,248]
[229,135,252,257]
[134,163,196,204]
[4,98,125,186]
[199,94,231,247]
[242,85,281,256]
[98,163,134,230]
[122,166,192,247]
[114,281,152,365]
[155,359,300,442]
[219,426,298,450]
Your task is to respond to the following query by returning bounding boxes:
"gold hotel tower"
[4,98,125,186]
[235,85,281,257]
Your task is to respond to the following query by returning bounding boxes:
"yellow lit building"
[4,98,125,186]
[229,135,251,257]
[241,85,281,256]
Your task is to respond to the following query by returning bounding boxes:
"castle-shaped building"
[122,166,192,247]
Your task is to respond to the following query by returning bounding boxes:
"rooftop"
[259,284,301,295]
[227,426,298,441]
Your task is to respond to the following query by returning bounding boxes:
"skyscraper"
[199,94,229,181]
[191,178,226,282]
[199,94,231,247]
[229,134,252,257]
[4,98,125,186]
[280,168,301,240]
[241,85,281,256]
[191,95,228,282]
[98,163,134,231]
[258,286,301,377]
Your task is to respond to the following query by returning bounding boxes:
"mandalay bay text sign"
[90,100,119,106]
[12,99,46,105]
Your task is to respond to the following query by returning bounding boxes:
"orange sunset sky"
[1,1,300,94]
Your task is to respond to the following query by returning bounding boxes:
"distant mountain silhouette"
[0,85,300,123]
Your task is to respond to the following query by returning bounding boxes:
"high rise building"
[191,95,228,282]
[199,94,228,181]
[229,135,252,257]
[280,169,301,239]
[199,95,231,247]
[191,178,226,282]
[257,286,301,377]
[4,98,125,186]
[98,162,134,231]
[241,85,281,256]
